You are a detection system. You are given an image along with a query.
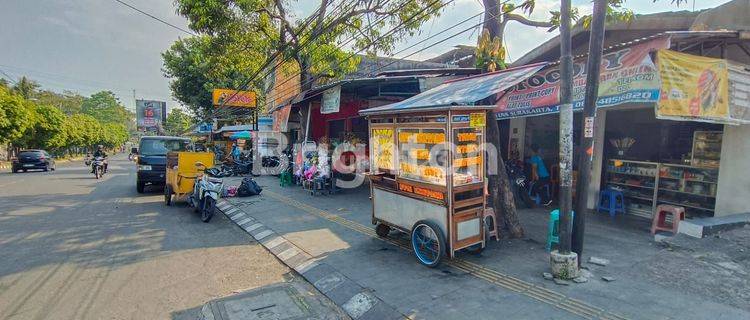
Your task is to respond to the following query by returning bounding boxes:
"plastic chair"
[597,188,626,217]
[546,209,575,252]
[651,204,685,235]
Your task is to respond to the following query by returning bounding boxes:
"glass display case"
[397,128,448,185]
[657,163,718,216]
[452,127,483,186]
[605,159,659,218]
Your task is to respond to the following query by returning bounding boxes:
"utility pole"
[550,0,578,279]
[558,0,573,254]
[573,0,607,264]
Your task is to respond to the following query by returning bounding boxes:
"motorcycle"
[86,156,107,179]
[188,166,224,222]
[505,160,535,208]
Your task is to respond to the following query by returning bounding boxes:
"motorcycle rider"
[92,145,108,173]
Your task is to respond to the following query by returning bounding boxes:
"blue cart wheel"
[411,220,446,267]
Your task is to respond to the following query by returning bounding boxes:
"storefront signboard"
[321,85,341,114]
[212,89,256,107]
[496,37,670,119]
[656,49,729,122]
[469,112,486,127]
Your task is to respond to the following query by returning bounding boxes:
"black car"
[12,150,56,173]
[135,136,191,193]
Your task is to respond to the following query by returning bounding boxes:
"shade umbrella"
[230,131,252,140]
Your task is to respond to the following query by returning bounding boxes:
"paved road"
[0,155,318,319]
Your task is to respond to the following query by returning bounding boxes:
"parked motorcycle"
[505,160,535,208]
[86,156,107,179]
[188,166,224,222]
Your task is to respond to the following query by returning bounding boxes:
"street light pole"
[573,0,608,264]
[557,0,574,254]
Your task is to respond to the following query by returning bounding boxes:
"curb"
[215,198,404,320]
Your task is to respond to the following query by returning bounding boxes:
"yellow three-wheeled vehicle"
[164,151,219,221]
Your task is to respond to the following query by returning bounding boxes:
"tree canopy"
[164,108,194,135]
[165,0,446,116]
[0,81,132,156]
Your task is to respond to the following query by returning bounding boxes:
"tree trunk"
[486,110,524,238]
[481,0,524,238]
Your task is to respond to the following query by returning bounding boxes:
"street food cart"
[361,105,492,267]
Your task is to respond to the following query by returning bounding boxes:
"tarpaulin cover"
[360,62,547,115]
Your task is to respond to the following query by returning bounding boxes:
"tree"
[164,108,194,135]
[16,104,67,151]
[34,89,85,116]
[82,91,132,125]
[12,76,40,99]
[172,0,445,107]
[0,86,36,145]
[162,36,258,118]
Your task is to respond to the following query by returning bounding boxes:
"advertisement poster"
[321,85,341,114]
[272,105,291,132]
[656,49,729,121]
[469,112,486,128]
[370,128,394,170]
[496,37,670,119]
[212,89,257,107]
[136,100,166,130]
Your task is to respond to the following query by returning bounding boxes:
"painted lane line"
[245,223,263,232]
[254,230,274,240]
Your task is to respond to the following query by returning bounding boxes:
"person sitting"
[92,145,108,173]
[529,144,552,206]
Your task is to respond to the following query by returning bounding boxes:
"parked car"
[12,150,56,173]
[135,136,192,193]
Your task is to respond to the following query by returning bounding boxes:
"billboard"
[212,89,256,107]
[136,100,166,131]
[496,37,670,119]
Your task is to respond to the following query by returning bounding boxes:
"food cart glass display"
[361,107,492,267]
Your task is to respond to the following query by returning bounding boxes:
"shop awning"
[359,63,548,116]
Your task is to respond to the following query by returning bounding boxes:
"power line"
[111,0,195,36]
[0,68,18,85]
[182,0,347,133]
[278,1,510,105]
[263,0,453,110]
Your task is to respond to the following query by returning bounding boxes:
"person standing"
[529,144,552,206]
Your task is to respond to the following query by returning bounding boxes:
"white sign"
[584,117,595,138]
[321,85,341,114]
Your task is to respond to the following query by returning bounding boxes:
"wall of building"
[715,123,750,217]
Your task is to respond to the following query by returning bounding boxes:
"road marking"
[264,190,629,320]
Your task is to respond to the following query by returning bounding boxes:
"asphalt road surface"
[0,154,292,319]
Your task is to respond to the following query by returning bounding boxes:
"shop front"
[495,32,750,220]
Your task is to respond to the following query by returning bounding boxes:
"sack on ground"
[237,177,262,197]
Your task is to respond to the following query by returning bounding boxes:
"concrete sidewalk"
[218,176,750,320]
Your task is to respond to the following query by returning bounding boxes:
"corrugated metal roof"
[360,62,547,116]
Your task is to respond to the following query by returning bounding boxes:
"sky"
[0,0,733,112]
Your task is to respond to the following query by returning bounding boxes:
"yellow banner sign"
[212,89,257,108]
[656,50,729,120]
[469,112,486,128]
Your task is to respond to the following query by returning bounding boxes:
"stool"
[597,188,626,217]
[483,207,499,241]
[651,204,685,235]
[279,171,292,187]
[546,209,575,252]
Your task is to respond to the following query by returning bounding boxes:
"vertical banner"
[496,37,670,119]
[656,49,729,122]
[272,105,291,132]
[321,85,341,114]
